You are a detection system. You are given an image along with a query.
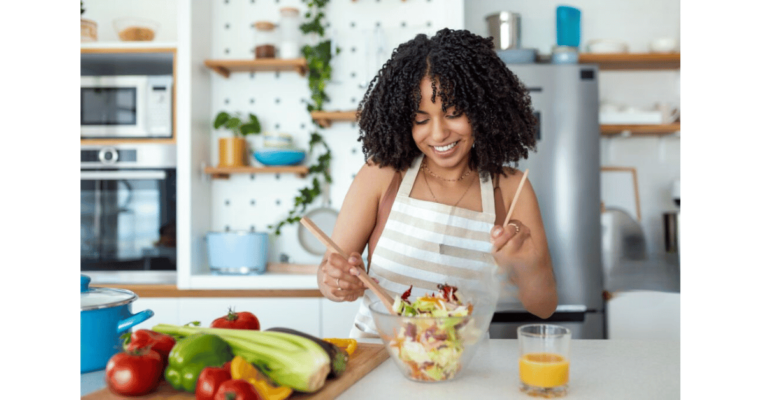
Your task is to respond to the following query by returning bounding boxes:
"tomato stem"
[226,307,239,321]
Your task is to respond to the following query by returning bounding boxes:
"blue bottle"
[556,6,581,48]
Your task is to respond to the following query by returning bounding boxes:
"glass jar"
[279,7,300,59]
[253,21,276,59]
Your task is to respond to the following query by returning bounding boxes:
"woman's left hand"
[490,220,538,285]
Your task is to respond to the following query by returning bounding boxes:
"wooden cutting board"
[83,343,389,400]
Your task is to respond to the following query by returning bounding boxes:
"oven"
[80,144,176,283]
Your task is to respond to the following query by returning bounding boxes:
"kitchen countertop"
[85,264,323,297]
[81,338,678,399]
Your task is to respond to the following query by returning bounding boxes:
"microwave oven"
[81,75,173,138]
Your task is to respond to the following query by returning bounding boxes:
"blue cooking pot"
[80,275,154,373]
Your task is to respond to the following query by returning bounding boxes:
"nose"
[430,118,450,143]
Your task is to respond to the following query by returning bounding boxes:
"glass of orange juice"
[518,324,571,398]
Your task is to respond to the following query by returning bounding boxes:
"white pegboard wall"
[209,0,465,265]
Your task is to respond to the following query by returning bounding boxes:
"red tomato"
[211,309,260,330]
[125,329,176,367]
[196,366,232,400]
[105,349,163,396]
[213,380,262,400]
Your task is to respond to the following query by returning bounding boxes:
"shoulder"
[494,167,532,201]
[351,160,401,200]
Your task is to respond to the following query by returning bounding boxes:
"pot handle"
[117,309,155,334]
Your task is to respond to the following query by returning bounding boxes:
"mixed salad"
[389,284,477,382]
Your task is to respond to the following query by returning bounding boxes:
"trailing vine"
[269,0,339,235]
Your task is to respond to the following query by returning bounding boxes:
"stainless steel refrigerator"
[488,62,605,339]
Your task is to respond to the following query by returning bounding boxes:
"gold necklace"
[423,169,477,207]
[422,161,471,182]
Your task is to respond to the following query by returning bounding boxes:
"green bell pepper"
[164,333,234,392]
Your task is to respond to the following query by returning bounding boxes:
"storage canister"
[253,21,277,59]
[279,7,301,59]
[556,6,581,48]
[207,231,269,275]
[485,12,521,50]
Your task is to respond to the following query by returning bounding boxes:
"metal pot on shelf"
[206,231,269,275]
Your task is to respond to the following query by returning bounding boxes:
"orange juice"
[519,353,569,388]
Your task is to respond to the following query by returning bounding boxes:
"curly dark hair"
[357,28,537,178]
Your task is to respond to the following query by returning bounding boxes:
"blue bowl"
[253,149,306,166]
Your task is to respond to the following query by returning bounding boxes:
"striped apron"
[350,155,516,338]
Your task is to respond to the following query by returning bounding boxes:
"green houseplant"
[269,0,337,235]
[213,111,262,167]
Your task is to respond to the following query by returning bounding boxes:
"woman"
[317,28,557,338]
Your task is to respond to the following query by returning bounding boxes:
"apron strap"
[398,155,423,198]
[480,172,496,219]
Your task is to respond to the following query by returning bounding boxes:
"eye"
[446,111,463,119]
[414,118,429,125]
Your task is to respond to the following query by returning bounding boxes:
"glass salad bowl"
[369,289,497,383]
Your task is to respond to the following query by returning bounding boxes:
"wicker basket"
[81,18,97,42]
[113,17,159,42]
[118,27,155,41]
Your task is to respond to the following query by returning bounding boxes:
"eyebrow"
[415,110,429,115]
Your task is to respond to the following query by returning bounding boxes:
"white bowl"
[586,39,629,54]
[649,38,679,53]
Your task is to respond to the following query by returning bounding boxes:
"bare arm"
[491,169,557,318]
[317,163,396,302]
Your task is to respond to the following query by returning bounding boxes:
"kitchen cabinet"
[321,298,363,338]
[131,298,182,331]
[606,290,680,341]
[131,297,322,337]
[131,297,361,339]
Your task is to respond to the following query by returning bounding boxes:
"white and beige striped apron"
[350,155,516,338]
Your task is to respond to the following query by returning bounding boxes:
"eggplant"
[266,327,348,378]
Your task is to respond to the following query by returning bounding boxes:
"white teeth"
[434,141,458,152]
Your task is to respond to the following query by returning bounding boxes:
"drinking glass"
[517,324,571,397]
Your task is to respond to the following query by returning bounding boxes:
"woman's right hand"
[319,251,367,302]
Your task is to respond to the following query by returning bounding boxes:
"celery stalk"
[152,324,330,392]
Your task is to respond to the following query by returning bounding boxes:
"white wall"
[82,0,178,42]
[208,0,464,266]
[465,0,681,260]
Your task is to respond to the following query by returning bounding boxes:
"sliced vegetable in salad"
[388,284,477,382]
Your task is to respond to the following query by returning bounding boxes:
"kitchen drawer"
[178,298,321,337]
[321,298,362,338]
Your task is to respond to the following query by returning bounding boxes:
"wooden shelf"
[204,165,310,179]
[81,42,177,53]
[204,58,308,78]
[579,53,680,70]
[600,123,680,136]
[310,110,357,128]
[81,137,176,145]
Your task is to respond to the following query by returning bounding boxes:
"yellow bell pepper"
[230,356,293,400]
[323,338,357,356]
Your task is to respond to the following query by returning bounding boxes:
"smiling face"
[412,76,474,170]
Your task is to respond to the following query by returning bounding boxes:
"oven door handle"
[80,171,166,180]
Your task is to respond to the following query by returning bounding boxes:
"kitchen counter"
[89,284,322,298]
[85,264,322,295]
[81,338,678,398]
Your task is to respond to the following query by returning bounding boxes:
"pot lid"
[81,275,137,311]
